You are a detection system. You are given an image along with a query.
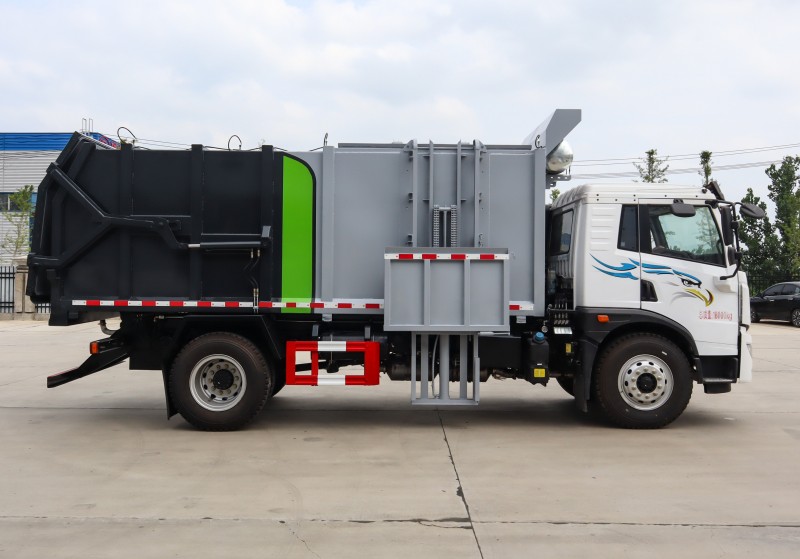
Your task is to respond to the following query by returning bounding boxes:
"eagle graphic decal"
[591,256,714,307]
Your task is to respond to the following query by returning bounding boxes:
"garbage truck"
[26,109,764,430]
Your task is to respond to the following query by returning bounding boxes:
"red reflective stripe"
[197,301,212,308]
[398,254,414,260]
[365,303,381,309]
[259,302,273,308]
[142,301,156,307]
[450,254,466,260]
[310,302,325,309]
[479,254,496,260]
[170,301,184,307]
[337,303,353,309]
[86,300,101,306]
[225,301,239,308]
[345,341,366,351]
[285,302,297,308]
[292,341,320,351]
[114,300,128,307]
[509,304,521,311]
[422,254,437,260]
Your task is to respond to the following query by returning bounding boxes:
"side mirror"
[720,207,734,245]
[670,202,696,217]
[740,203,766,219]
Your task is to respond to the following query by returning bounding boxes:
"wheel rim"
[189,354,247,412]
[792,309,800,327]
[751,309,757,322]
[617,354,673,411]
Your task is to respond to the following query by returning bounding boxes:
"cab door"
[638,201,739,354]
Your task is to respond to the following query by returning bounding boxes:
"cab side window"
[617,205,638,252]
[550,210,574,255]
[642,205,725,266]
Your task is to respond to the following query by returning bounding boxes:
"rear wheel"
[169,333,273,431]
[750,308,760,323]
[592,333,692,429]
[791,309,800,328]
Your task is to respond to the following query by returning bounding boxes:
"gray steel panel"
[385,260,424,325]
[333,151,410,300]
[487,153,538,309]
[291,109,581,315]
[430,260,465,327]
[470,260,506,327]
[384,248,509,332]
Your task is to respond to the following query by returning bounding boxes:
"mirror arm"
[720,218,742,281]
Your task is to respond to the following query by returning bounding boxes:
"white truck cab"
[547,183,755,427]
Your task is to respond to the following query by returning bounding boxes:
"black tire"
[591,333,692,429]
[750,308,760,323]
[271,372,286,397]
[169,332,273,431]
[791,308,800,328]
[555,376,574,396]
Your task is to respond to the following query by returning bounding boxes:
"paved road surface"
[0,320,798,558]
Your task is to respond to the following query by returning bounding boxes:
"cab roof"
[552,183,718,209]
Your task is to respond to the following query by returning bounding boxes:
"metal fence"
[746,274,796,296]
[0,264,50,314]
[0,266,13,313]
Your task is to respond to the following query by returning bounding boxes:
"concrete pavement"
[0,320,798,558]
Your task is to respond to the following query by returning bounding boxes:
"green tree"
[1,185,36,260]
[634,149,669,183]
[739,187,780,278]
[699,150,713,184]
[765,156,800,278]
[549,187,561,204]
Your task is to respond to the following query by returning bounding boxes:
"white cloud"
[1,0,798,202]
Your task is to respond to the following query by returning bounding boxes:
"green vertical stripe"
[281,157,313,313]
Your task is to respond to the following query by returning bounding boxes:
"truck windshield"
[645,205,725,266]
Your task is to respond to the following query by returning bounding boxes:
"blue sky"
[1,0,798,205]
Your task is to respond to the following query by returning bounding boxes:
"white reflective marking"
[317,341,347,352]
[317,377,347,386]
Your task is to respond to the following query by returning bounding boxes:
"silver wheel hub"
[189,354,247,412]
[792,310,800,326]
[618,354,673,411]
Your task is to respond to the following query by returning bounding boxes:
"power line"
[572,159,783,180]
[572,142,800,167]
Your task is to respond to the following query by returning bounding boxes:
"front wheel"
[791,308,800,328]
[750,308,760,323]
[592,333,692,429]
[169,333,273,431]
